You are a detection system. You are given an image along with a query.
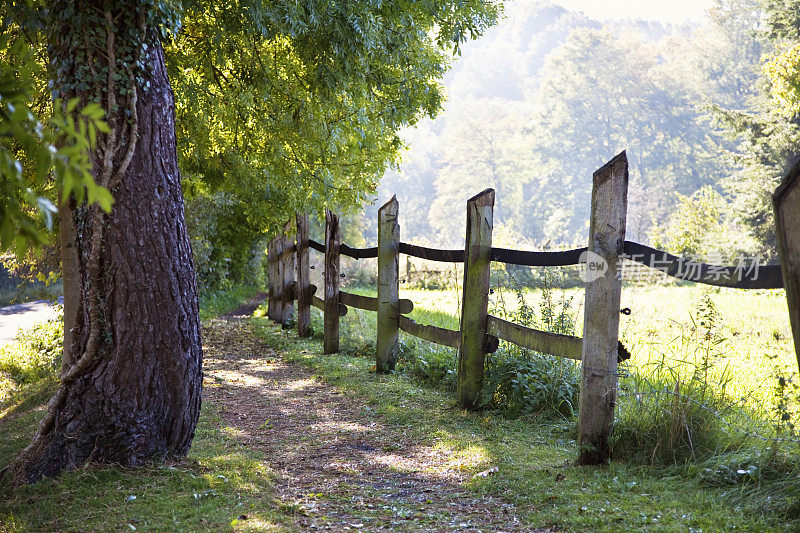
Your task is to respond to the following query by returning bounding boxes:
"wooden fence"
[264,151,799,465]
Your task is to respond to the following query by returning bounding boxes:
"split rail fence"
[264,151,800,465]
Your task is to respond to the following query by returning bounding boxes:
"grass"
[1,280,798,530]
[198,285,264,321]
[0,318,62,390]
[288,280,800,527]
[0,285,287,532]
[348,281,797,418]
[0,400,286,532]
[253,317,795,530]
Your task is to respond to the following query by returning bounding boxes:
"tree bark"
[12,4,202,483]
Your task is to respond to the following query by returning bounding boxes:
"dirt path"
[202,306,540,532]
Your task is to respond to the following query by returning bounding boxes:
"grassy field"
[256,300,800,530]
[334,281,800,524]
[0,282,798,530]
[345,281,796,416]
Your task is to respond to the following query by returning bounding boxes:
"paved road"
[0,299,62,347]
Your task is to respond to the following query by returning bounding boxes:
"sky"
[552,0,716,24]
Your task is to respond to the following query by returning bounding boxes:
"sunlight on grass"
[254,316,790,530]
[347,283,797,416]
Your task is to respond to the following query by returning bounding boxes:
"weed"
[0,313,63,386]
[478,267,581,419]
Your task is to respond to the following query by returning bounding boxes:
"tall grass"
[334,269,800,520]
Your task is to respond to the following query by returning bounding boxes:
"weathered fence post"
[295,213,312,337]
[577,151,629,465]
[275,231,285,323]
[280,220,295,326]
[377,196,400,373]
[457,188,495,409]
[266,238,274,320]
[267,237,281,322]
[324,210,341,354]
[774,158,800,373]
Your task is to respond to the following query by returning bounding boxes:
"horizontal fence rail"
[309,238,784,289]
[486,315,582,360]
[266,151,800,467]
[622,242,783,289]
[340,291,414,314]
[400,243,465,263]
[398,315,461,349]
[490,247,586,267]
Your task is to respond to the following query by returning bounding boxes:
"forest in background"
[363,0,796,264]
[3,0,800,295]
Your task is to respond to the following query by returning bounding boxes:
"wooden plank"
[339,291,412,314]
[774,158,800,373]
[577,151,628,466]
[324,210,341,354]
[312,294,347,316]
[487,315,583,359]
[296,213,312,337]
[399,315,460,349]
[280,220,295,326]
[457,188,495,409]
[377,196,400,373]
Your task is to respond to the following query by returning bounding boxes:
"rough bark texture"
[58,196,79,371]
[18,9,202,483]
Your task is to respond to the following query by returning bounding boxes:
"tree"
[714,0,800,258]
[0,30,110,255]
[5,0,500,483]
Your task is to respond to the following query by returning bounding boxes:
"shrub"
[398,341,458,389]
[478,268,582,418]
[480,351,580,419]
[185,193,266,292]
[0,314,63,385]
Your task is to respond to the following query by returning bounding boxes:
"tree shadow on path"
[202,315,550,532]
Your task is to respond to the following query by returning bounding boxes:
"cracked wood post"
[296,213,312,337]
[457,188,495,409]
[774,158,800,374]
[280,220,296,327]
[377,196,400,373]
[267,237,278,322]
[274,230,285,324]
[324,210,341,354]
[577,151,628,465]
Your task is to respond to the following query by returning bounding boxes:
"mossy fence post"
[377,196,400,373]
[324,209,341,354]
[295,213,312,338]
[577,151,629,465]
[457,188,495,409]
[774,158,800,373]
[280,220,295,326]
[267,236,282,322]
[266,238,274,320]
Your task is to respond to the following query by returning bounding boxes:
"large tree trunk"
[11,3,202,484]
